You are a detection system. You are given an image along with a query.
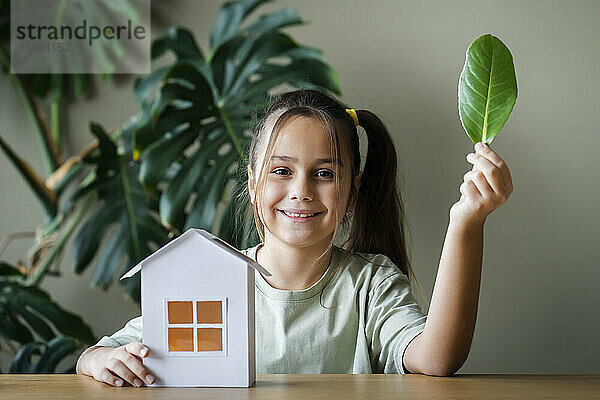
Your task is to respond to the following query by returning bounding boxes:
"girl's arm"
[403,142,513,376]
[403,220,484,376]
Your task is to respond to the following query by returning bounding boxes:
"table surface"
[1,374,599,399]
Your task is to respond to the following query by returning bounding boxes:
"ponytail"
[347,110,426,309]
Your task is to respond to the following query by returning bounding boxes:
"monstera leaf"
[129,0,341,246]
[9,337,77,373]
[0,262,95,346]
[67,122,169,302]
[458,34,517,144]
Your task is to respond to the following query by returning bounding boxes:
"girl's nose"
[289,178,314,201]
[289,192,313,201]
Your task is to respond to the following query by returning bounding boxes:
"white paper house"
[119,228,270,387]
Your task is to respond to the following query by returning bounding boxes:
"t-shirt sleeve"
[365,271,427,374]
[94,316,143,348]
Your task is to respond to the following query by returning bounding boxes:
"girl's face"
[249,116,353,249]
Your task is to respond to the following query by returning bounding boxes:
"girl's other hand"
[76,342,155,387]
[450,142,513,226]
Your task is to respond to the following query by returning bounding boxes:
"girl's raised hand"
[450,142,513,226]
[76,342,155,387]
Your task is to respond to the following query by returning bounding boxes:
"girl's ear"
[247,165,255,205]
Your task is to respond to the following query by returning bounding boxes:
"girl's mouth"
[278,210,323,222]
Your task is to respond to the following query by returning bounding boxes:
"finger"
[460,180,481,199]
[107,358,144,387]
[475,143,512,190]
[125,342,150,358]
[468,169,495,198]
[475,143,505,167]
[463,170,495,198]
[466,153,506,194]
[96,367,125,387]
[119,347,155,385]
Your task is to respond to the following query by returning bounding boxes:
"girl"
[76,89,513,387]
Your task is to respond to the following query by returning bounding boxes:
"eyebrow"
[270,155,342,166]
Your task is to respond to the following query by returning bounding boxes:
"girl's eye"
[271,168,290,176]
[316,170,334,178]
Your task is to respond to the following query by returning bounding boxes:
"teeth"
[283,210,315,218]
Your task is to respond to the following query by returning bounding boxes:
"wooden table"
[1,374,599,399]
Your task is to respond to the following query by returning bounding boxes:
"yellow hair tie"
[345,108,359,127]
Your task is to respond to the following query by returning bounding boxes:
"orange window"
[168,301,193,324]
[166,299,225,353]
[168,327,193,351]
[197,301,222,324]
[197,328,223,351]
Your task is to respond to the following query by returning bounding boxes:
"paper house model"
[119,228,270,387]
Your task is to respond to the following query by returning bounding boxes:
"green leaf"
[209,34,247,96]
[1,283,96,345]
[90,223,127,289]
[209,0,272,54]
[184,150,239,230]
[152,26,204,61]
[9,342,42,373]
[134,66,170,107]
[224,32,300,98]
[217,186,238,244]
[71,201,120,273]
[458,34,517,144]
[133,107,203,157]
[10,301,55,341]
[159,130,229,228]
[68,122,170,300]
[35,336,77,373]
[89,122,118,157]
[9,337,77,373]
[138,125,198,190]
[242,6,305,38]
[0,302,33,343]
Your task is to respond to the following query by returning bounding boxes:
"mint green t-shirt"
[95,244,427,374]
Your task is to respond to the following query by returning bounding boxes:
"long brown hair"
[234,89,426,310]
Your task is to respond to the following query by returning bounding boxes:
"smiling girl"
[76,89,513,386]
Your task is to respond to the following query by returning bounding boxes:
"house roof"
[119,229,271,280]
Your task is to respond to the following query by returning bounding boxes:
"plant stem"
[119,157,141,262]
[0,134,57,219]
[217,106,243,157]
[0,46,62,174]
[29,194,94,286]
[50,100,60,149]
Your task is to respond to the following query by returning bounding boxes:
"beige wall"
[1,0,598,373]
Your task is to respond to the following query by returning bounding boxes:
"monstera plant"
[65,0,341,302]
[1,0,341,371]
[0,0,138,372]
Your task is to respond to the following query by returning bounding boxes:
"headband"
[345,108,359,127]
